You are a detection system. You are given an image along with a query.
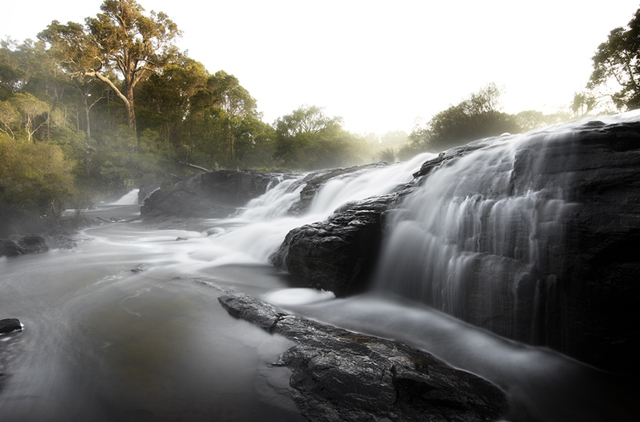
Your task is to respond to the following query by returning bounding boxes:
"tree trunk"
[85,105,91,140]
[126,85,137,137]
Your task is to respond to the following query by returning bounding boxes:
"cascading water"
[196,153,434,267]
[1,117,638,421]
[373,129,578,343]
[112,189,141,205]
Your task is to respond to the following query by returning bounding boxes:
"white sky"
[1,0,639,134]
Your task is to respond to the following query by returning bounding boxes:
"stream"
[1,137,638,421]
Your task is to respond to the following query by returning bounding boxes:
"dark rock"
[270,119,640,377]
[0,318,22,334]
[218,292,508,422]
[130,263,150,273]
[0,235,48,257]
[141,169,293,219]
[271,194,396,296]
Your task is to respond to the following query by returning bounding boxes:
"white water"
[192,153,433,267]
[372,111,640,344]
[112,189,141,205]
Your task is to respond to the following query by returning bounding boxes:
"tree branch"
[177,161,211,172]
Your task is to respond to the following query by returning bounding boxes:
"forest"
[1,0,638,234]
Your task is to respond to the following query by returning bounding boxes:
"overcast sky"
[1,0,639,134]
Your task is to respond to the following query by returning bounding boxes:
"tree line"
[1,0,639,233]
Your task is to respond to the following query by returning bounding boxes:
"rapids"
[1,115,638,421]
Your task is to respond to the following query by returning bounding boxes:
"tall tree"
[588,8,640,110]
[39,0,181,135]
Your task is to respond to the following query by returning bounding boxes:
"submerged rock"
[218,292,508,422]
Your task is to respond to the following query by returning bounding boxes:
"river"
[0,132,637,421]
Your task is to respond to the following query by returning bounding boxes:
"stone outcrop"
[270,119,640,377]
[218,292,508,422]
[140,169,292,219]
[271,194,397,296]
[0,235,48,257]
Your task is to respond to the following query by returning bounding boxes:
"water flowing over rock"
[272,114,640,376]
[271,194,398,296]
[287,163,389,215]
[219,292,508,422]
[140,170,294,219]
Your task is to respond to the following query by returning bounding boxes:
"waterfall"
[112,188,140,205]
[198,153,433,267]
[373,112,640,343]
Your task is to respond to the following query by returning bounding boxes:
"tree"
[39,0,182,135]
[408,84,521,152]
[588,8,640,110]
[272,105,368,169]
[0,101,19,138]
[9,92,49,142]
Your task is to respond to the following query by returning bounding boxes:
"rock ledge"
[218,292,507,422]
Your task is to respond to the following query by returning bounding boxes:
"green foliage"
[514,110,571,132]
[407,84,521,153]
[39,0,182,133]
[588,8,640,110]
[272,105,368,169]
[377,147,397,163]
[0,133,75,221]
[9,92,49,141]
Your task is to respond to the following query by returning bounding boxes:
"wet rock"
[0,235,48,257]
[218,292,508,422]
[131,263,150,273]
[141,170,293,219]
[0,318,22,334]
[270,119,640,377]
[271,195,396,296]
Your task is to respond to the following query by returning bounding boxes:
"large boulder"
[219,292,508,422]
[271,194,397,296]
[141,170,292,219]
[0,235,48,257]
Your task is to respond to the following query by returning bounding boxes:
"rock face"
[271,194,397,296]
[218,292,508,422]
[270,119,640,377]
[140,170,292,219]
[537,121,640,375]
[0,235,48,257]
